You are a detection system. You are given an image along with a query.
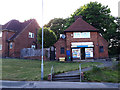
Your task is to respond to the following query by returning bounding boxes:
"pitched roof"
[2,19,34,41]
[64,18,98,32]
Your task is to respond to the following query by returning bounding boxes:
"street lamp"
[41,0,44,80]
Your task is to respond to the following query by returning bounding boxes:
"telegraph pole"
[41,0,44,80]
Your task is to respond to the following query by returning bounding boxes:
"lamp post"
[41,0,44,80]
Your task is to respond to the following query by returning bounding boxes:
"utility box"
[66,50,71,61]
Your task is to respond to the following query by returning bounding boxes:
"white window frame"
[73,32,90,38]
[0,31,2,37]
[29,32,34,38]
[10,42,13,49]
[0,44,2,50]
[31,45,36,49]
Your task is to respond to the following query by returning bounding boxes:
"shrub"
[92,66,101,73]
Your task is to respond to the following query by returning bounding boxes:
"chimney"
[74,15,83,20]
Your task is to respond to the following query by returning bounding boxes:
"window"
[73,32,90,38]
[99,46,104,52]
[0,31,2,37]
[60,47,64,54]
[29,32,34,38]
[31,45,36,49]
[10,42,13,49]
[0,45,2,50]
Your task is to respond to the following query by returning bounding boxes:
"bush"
[92,66,101,73]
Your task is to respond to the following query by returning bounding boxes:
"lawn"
[83,63,120,83]
[1,58,102,81]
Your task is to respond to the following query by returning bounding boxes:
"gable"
[2,19,36,41]
[64,18,99,32]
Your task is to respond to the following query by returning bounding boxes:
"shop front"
[71,42,94,60]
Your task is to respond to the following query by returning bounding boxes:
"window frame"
[10,42,13,49]
[60,47,65,54]
[29,32,34,38]
[0,31,2,37]
[31,45,36,49]
[99,46,104,52]
[0,44,2,50]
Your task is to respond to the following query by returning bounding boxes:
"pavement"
[0,80,120,89]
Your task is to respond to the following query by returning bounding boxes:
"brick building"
[0,19,40,58]
[54,17,108,61]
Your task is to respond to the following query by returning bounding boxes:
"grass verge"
[1,58,102,81]
[83,63,120,83]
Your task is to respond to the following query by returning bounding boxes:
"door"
[72,48,81,60]
[81,48,85,60]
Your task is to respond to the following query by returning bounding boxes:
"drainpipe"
[6,30,10,57]
[7,41,10,57]
[36,28,38,49]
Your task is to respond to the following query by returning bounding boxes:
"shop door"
[81,48,85,60]
[72,48,81,60]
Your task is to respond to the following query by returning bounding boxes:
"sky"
[0,0,119,26]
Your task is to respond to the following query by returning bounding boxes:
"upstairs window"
[60,47,64,54]
[73,32,90,38]
[10,42,13,49]
[0,44,2,50]
[0,31,2,37]
[29,32,34,38]
[99,46,104,52]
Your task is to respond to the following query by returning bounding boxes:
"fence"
[20,48,50,60]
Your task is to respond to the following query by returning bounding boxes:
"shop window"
[99,46,104,52]
[60,47,64,54]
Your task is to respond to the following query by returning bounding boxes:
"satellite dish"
[62,34,65,39]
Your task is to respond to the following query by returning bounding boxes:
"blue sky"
[0,0,119,26]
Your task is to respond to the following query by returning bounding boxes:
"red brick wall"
[13,20,40,58]
[1,31,15,57]
[54,38,66,60]
[54,31,108,60]
[98,34,108,58]
[65,32,100,59]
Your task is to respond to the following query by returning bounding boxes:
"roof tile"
[64,18,98,32]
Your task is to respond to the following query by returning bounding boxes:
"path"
[55,59,118,76]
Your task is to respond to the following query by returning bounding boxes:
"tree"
[64,1,119,56]
[107,17,120,56]
[44,18,66,40]
[64,2,113,35]
[37,27,57,48]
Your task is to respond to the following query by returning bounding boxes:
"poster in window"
[72,48,80,58]
[85,48,93,58]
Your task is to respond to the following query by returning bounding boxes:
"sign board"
[85,48,93,58]
[73,32,90,38]
[71,42,94,48]
[66,50,70,56]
